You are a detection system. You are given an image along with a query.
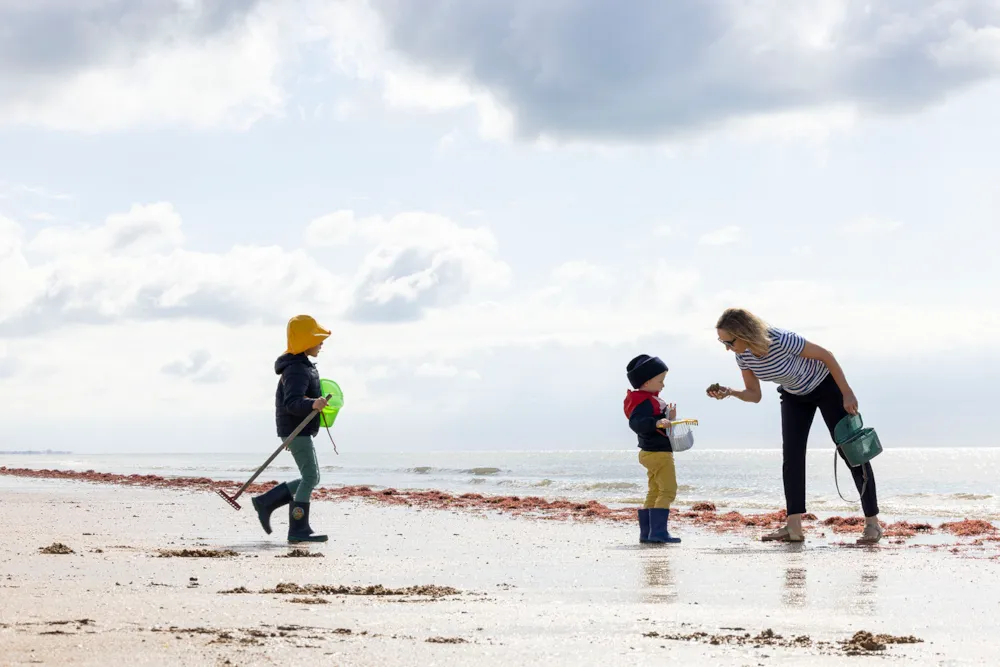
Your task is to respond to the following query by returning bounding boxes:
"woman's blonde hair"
[716,308,772,352]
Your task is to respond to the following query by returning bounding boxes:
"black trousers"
[779,374,880,517]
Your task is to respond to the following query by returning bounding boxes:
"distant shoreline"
[0,451,72,455]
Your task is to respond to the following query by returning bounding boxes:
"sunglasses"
[719,337,737,350]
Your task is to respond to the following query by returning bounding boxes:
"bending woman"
[707,308,882,544]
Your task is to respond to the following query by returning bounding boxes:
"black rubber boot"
[250,483,292,535]
[647,508,681,544]
[638,508,652,543]
[288,501,328,543]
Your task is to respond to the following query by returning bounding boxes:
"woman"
[707,308,882,544]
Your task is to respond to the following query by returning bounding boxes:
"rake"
[216,393,333,511]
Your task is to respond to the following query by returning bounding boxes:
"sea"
[2,448,998,522]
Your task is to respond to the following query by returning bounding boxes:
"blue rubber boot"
[638,509,652,543]
[647,508,682,544]
[250,483,292,535]
[288,501,328,543]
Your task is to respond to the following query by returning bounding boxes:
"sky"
[1,0,999,454]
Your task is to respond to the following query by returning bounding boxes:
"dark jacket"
[275,353,322,438]
[624,390,673,452]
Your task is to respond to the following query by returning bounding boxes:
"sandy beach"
[2,473,999,666]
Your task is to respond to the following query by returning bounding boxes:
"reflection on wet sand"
[782,565,807,607]
[775,556,879,616]
[852,565,879,616]
[641,556,677,603]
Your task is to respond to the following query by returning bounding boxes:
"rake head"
[216,488,242,511]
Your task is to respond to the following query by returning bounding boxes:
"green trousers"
[285,436,320,503]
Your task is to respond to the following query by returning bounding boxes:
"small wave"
[468,478,487,485]
[463,467,502,476]
[895,492,993,502]
[409,467,435,474]
[488,479,699,494]
[235,465,342,473]
[581,482,640,491]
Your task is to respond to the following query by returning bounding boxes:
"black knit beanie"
[626,354,669,389]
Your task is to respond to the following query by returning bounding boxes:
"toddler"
[624,354,681,544]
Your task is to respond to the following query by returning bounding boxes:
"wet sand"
[1,474,999,666]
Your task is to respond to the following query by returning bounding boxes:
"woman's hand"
[656,418,670,430]
[706,383,731,400]
[312,396,329,411]
[842,388,859,415]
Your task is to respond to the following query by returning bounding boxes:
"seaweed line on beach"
[2,619,96,634]
[149,624,377,647]
[157,549,239,558]
[3,466,998,547]
[643,628,922,655]
[260,582,461,598]
[219,582,461,598]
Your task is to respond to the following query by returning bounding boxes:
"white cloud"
[0,0,515,136]
[698,225,742,246]
[0,1,290,132]
[551,261,612,285]
[304,211,358,247]
[0,340,16,378]
[29,202,184,256]
[161,349,229,384]
[2,200,995,369]
[414,362,481,380]
[360,0,1000,143]
[722,104,860,145]
[0,207,346,333]
[930,21,1000,69]
[0,199,997,451]
[436,129,461,154]
[306,0,515,139]
[305,210,511,322]
[1,204,513,336]
[8,0,996,143]
[839,215,904,237]
[0,185,72,200]
[0,214,22,255]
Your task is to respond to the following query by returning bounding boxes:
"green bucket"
[833,413,883,468]
[319,378,344,428]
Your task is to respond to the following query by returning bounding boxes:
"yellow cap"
[286,314,331,354]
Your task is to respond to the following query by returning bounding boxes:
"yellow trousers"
[639,450,677,509]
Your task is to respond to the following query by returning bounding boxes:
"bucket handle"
[833,446,868,504]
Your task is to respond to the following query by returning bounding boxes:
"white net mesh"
[669,422,696,452]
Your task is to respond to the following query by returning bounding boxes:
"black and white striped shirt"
[735,328,829,395]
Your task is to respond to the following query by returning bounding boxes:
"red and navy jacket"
[624,390,672,452]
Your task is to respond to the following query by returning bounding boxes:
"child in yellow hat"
[251,315,332,543]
